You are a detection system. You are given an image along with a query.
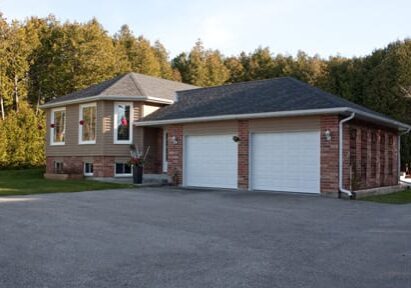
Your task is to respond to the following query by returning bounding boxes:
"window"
[54,161,64,174]
[79,103,97,144]
[114,102,133,144]
[84,162,94,176]
[50,108,66,145]
[115,162,132,176]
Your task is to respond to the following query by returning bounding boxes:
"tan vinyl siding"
[102,101,143,156]
[183,121,237,136]
[46,102,104,156]
[46,100,144,157]
[249,116,320,133]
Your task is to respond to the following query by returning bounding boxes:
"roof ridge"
[128,73,148,96]
[130,72,199,88]
[98,74,131,95]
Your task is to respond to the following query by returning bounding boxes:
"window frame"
[114,162,133,177]
[83,162,94,176]
[113,102,133,144]
[79,102,97,145]
[50,107,66,146]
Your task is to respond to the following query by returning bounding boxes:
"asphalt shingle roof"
[45,72,198,105]
[140,77,399,123]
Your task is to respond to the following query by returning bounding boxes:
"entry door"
[250,131,320,193]
[184,134,238,188]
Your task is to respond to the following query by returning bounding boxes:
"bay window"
[50,107,66,145]
[79,103,97,144]
[114,102,133,144]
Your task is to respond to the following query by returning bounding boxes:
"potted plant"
[129,144,150,184]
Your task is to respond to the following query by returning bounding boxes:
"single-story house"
[41,73,411,197]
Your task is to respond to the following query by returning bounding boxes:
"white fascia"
[40,95,173,109]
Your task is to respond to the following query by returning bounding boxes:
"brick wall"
[46,156,115,177]
[167,125,183,185]
[238,120,249,189]
[347,121,398,190]
[320,115,340,195]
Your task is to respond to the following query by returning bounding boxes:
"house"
[41,73,197,179]
[41,73,411,197]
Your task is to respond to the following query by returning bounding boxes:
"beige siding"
[46,102,104,156]
[101,101,143,156]
[183,121,238,135]
[249,116,320,133]
[142,104,161,117]
[46,100,145,157]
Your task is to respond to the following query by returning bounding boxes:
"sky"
[1,0,410,58]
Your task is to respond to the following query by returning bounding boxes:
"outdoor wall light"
[324,130,332,141]
[171,136,178,144]
[232,136,240,142]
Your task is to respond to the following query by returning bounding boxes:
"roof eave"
[135,108,349,126]
[135,107,411,131]
[39,95,173,109]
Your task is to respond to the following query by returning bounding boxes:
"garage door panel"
[251,131,320,194]
[184,135,237,189]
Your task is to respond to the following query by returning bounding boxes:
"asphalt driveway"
[0,188,410,288]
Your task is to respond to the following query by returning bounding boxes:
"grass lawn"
[360,187,411,204]
[0,168,132,196]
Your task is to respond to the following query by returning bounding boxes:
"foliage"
[0,168,132,195]
[0,12,411,169]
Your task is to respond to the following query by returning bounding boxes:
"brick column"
[238,120,249,190]
[167,125,183,185]
[342,124,351,190]
[320,115,339,195]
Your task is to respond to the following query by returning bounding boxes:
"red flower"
[121,117,128,127]
[79,120,85,125]
[50,123,55,128]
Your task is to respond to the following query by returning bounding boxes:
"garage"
[184,134,238,188]
[250,131,320,194]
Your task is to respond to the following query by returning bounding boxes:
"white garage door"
[250,131,320,193]
[184,134,237,188]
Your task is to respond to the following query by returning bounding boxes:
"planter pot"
[133,166,143,184]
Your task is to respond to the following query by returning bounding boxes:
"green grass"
[0,168,132,196]
[360,187,411,204]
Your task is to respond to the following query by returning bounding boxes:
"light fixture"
[324,130,332,141]
[171,136,178,144]
[232,136,240,142]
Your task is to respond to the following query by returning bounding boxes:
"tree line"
[1,13,411,168]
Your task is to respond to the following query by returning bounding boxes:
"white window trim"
[114,162,133,177]
[83,162,94,176]
[50,107,66,146]
[79,102,97,145]
[113,102,133,144]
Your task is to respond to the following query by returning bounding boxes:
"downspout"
[398,128,411,181]
[339,113,355,198]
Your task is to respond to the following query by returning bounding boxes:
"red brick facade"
[238,120,249,189]
[166,125,183,185]
[320,115,340,195]
[165,116,400,196]
[47,115,400,196]
[46,156,115,177]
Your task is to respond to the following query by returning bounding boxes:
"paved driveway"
[0,188,410,288]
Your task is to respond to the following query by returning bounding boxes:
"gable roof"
[137,77,410,130]
[40,73,198,108]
